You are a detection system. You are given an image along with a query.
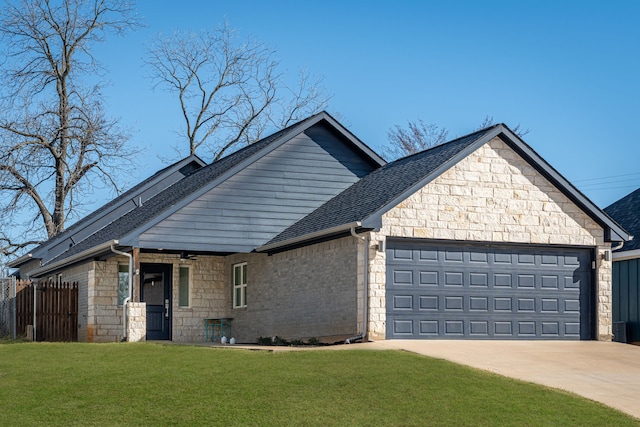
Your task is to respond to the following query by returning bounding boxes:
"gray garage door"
[386,240,593,340]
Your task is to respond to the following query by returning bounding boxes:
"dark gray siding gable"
[139,123,378,252]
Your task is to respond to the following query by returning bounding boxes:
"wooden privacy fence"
[15,280,78,342]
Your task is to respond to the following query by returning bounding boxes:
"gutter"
[345,226,368,344]
[110,244,133,342]
[256,221,362,253]
[612,247,640,262]
[29,240,120,278]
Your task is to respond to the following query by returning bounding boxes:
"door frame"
[140,263,172,340]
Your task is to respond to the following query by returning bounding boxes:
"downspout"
[611,241,625,252]
[110,244,133,342]
[346,226,369,343]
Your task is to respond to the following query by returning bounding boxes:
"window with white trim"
[233,262,247,308]
[179,266,190,307]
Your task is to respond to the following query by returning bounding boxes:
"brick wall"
[368,137,611,340]
[227,237,359,343]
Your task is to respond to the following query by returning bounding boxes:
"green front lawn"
[0,342,636,426]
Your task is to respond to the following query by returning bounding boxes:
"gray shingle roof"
[39,111,386,269]
[264,125,498,247]
[604,188,640,252]
[43,116,317,265]
[30,155,205,257]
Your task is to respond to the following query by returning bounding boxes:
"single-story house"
[9,111,630,343]
[604,189,640,343]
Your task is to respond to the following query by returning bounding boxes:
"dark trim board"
[385,239,595,340]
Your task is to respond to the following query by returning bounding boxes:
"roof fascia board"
[320,112,386,166]
[119,112,385,244]
[29,240,120,278]
[612,248,640,261]
[362,126,504,227]
[256,221,362,253]
[496,126,632,242]
[6,253,35,268]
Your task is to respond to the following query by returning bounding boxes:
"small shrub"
[256,336,273,346]
[271,336,289,346]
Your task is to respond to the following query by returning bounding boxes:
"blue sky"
[95,0,640,208]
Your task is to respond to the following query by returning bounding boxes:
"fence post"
[33,281,37,342]
[12,276,16,340]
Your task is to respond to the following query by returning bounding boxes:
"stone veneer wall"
[137,253,227,343]
[66,253,226,343]
[227,236,359,343]
[367,137,612,340]
[126,302,146,342]
[92,258,125,342]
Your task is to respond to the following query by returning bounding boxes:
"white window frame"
[178,265,191,308]
[233,262,247,309]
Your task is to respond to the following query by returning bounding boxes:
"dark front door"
[141,263,172,340]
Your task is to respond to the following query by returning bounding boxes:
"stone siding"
[227,237,359,343]
[126,302,146,342]
[92,258,125,342]
[137,253,227,343]
[367,137,612,340]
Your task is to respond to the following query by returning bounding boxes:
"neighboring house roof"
[259,124,631,252]
[28,111,385,277]
[604,188,640,253]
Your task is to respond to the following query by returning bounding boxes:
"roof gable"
[31,112,385,273]
[261,124,630,251]
[136,120,383,253]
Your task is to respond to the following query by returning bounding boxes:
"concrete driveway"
[367,340,640,419]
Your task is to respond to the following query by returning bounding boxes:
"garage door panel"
[392,269,413,286]
[388,316,582,339]
[386,240,593,340]
[419,249,438,261]
[394,293,580,314]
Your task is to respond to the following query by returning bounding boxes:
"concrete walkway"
[365,340,640,419]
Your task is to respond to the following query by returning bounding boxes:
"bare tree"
[145,22,329,161]
[384,120,449,160]
[0,0,140,260]
[384,116,530,161]
[477,115,530,138]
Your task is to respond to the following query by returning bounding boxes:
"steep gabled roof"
[29,111,385,276]
[604,188,640,252]
[260,124,631,252]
